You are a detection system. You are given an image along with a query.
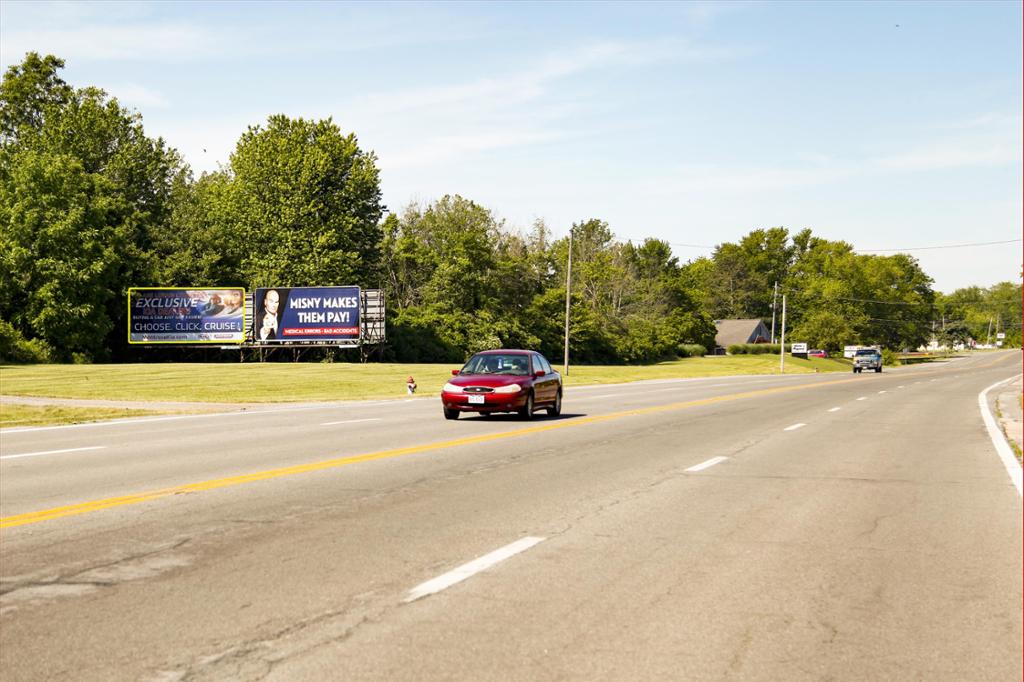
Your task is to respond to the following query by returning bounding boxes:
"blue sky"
[2,0,1020,292]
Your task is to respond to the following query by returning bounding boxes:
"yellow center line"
[977,352,1017,369]
[0,374,881,530]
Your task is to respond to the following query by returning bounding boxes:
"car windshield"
[855,349,879,356]
[461,353,530,376]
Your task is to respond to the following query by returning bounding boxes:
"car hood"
[448,374,530,388]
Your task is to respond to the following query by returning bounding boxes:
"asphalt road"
[1,352,1020,681]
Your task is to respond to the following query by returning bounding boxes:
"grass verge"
[1,355,850,405]
[1,404,163,429]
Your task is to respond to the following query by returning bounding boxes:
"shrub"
[727,343,789,355]
[677,343,706,358]
[0,319,53,363]
[881,348,901,366]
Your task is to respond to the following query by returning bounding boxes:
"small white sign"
[791,342,808,353]
[996,332,1006,339]
[843,345,860,358]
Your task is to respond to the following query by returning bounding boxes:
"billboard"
[252,286,361,343]
[128,288,245,344]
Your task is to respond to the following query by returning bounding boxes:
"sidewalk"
[995,375,1023,460]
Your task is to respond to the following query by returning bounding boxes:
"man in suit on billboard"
[257,289,282,341]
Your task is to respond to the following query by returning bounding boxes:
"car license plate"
[467,395,485,405]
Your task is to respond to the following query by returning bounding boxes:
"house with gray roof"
[714,319,771,354]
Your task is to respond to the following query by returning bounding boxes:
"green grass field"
[0,403,162,428]
[0,355,850,405]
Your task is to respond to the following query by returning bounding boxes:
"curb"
[978,375,1023,497]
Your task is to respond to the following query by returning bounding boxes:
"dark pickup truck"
[852,348,883,373]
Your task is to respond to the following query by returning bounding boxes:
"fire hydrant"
[406,376,417,395]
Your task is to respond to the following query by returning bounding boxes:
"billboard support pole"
[779,294,787,374]
[563,227,573,376]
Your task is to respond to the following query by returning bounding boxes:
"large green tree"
[1,53,184,361]
[228,115,384,289]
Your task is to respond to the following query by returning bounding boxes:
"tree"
[229,115,384,288]
[1,53,185,360]
[707,227,792,320]
[939,321,972,348]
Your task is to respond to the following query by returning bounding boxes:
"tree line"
[1,54,1019,364]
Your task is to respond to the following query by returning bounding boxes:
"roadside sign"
[128,288,245,344]
[252,286,361,343]
[843,345,859,358]
[996,332,1006,339]
[791,343,808,353]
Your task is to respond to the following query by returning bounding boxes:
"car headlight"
[493,384,523,394]
[442,382,462,393]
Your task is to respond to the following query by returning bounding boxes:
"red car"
[808,349,828,358]
[441,349,562,420]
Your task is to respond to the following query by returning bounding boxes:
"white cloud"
[344,39,747,171]
[0,23,225,64]
[651,126,1021,197]
[383,129,569,170]
[104,82,169,109]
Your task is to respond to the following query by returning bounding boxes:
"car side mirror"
[451,369,460,376]
[534,369,545,378]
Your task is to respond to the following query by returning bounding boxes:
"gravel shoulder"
[996,374,1023,460]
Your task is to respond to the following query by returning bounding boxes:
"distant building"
[714,319,771,354]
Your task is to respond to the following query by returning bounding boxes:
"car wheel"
[443,407,460,420]
[546,390,562,417]
[876,367,882,373]
[518,392,535,420]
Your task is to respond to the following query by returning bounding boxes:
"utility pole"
[563,227,574,376]
[986,317,993,346]
[779,294,787,374]
[770,280,778,344]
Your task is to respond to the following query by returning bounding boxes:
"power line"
[666,238,1021,252]
[667,242,715,249]
[855,239,1020,252]
[837,296,933,306]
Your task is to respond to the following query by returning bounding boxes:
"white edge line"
[978,376,1022,497]
[0,404,339,434]
[1,445,107,461]
[828,407,841,412]
[878,390,887,394]
[856,397,867,401]
[321,418,382,426]
[404,536,545,603]
[784,423,807,431]
[685,456,729,472]
[0,399,421,434]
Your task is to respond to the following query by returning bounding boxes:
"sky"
[1,0,1020,292]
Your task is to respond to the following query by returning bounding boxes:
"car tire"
[518,392,535,420]
[876,367,882,373]
[546,390,562,417]
[443,407,460,420]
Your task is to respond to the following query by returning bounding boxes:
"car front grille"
[462,386,494,394]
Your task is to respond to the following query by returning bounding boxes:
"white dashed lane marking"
[1,446,107,461]
[321,418,383,426]
[784,423,807,431]
[828,407,841,412]
[685,456,729,472]
[404,536,545,603]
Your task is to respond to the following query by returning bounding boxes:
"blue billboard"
[253,286,361,343]
[128,288,246,344]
